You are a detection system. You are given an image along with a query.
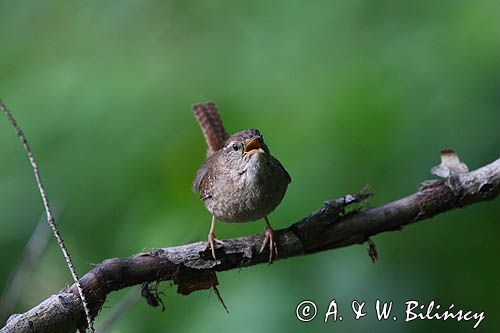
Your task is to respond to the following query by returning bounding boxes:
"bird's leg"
[259,216,278,263]
[205,215,224,260]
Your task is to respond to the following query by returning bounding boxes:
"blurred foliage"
[0,0,499,332]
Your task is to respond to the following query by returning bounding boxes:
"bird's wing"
[192,163,213,200]
[192,163,206,193]
[192,101,229,155]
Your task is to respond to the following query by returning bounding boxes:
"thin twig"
[0,101,94,332]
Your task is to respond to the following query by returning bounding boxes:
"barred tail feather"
[192,101,229,154]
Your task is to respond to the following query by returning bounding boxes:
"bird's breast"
[203,156,288,223]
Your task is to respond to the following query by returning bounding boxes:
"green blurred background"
[1,0,499,332]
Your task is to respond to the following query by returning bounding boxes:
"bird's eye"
[232,144,239,151]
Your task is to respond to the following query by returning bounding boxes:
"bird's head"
[220,129,270,168]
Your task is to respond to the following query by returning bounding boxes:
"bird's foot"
[205,232,225,260]
[259,226,278,264]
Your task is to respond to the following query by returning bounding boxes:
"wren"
[192,102,291,263]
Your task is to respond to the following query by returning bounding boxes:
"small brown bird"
[192,102,291,263]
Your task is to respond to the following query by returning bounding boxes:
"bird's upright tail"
[192,101,229,154]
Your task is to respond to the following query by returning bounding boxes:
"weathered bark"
[2,158,499,333]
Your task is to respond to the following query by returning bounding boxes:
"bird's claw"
[259,226,278,264]
[205,232,224,260]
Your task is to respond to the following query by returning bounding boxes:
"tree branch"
[2,157,499,333]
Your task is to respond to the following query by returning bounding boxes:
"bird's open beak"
[244,138,265,156]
